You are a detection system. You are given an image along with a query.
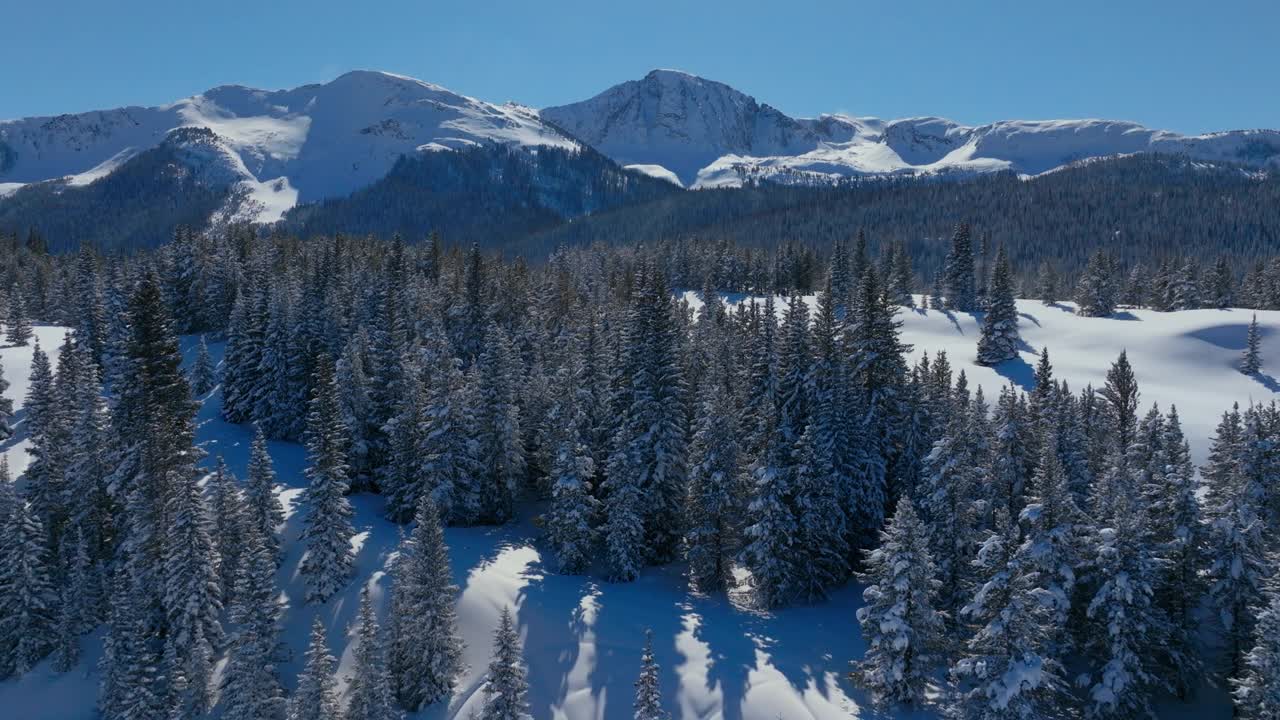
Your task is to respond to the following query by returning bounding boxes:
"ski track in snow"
[1,297,1270,719]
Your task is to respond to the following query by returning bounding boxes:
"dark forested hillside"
[281,143,680,244]
[519,154,1280,275]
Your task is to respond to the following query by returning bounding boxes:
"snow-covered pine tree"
[852,500,945,707]
[481,607,530,720]
[634,629,669,720]
[1205,406,1271,679]
[919,373,986,617]
[245,427,286,563]
[1036,261,1058,305]
[1075,250,1117,317]
[952,505,1072,720]
[944,222,977,312]
[976,245,1020,365]
[1084,488,1172,718]
[0,494,57,676]
[98,568,167,720]
[61,344,113,569]
[684,366,743,593]
[475,322,525,524]
[345,585,400,720]
[289,618,341,720]
[222,519,287,720]
[1231,570,1280,719]
[189,334,217,395]
[1242,314,1262,375]
[208,456,247,603]
[0,357,13,440]
[846,267,911,548]
[162,453,222,706]
[300,354,356,603]
[740,395,803,609]
[337,328,377,491]
[546,391,599,574]
[388,495,464,711]
[4,290,32,346]
[794,424,849,599]
[23,340,65,541]
[603,265,688,578]
[1146,405,1206,698]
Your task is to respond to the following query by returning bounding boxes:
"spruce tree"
[634,629,669,720]
[852,501,945,707]
[4,291,32,346]
[208,457,247,603]
[300,354,356,603]
[289,618,341,720]
[481,607,530,720]
[1075,251,1117,317]
[1084,490,1171,718]
[246,427,286,563]
[944,222,977,312]
[1232,575,1280,719]
[222,521,287,720]
[98,568,167,720]
[0,357,13,440]
[388,496,464,711]
[952,507,1072,720]
[684,372,743,593]
[1242,314,1262,375]
[189,334,216,396]
[345,586,400,720]
[546,404,599,574]
[162,455,223,705]
[0,496,57,675]
[976,246,1020,365]
[475,322,525,524]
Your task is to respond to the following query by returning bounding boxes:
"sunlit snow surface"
[1,298,1268,718]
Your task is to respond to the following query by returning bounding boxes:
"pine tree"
[4,290,32,346]
[0,357,13,440]
[1084,489,1171,718]
[475,322,525,524]
[952,507,1072,720]
[208,457,247,603]
[944,222,977,312]
[852,501,945,708]
[740,402,801,609]
[162,456,222,705]
[976,246,1020,365]
[186,335,215,396]
[1036,261,1059,305]
[684,372,743,593]
[1242,314,1263,375]
[1232,574,1280,719]
[289,618,340,720]
[246,428,286,563]
[337,329,377,490]
[481,607,530,720]
[345,586,400,720]
[0,496,57,675]
[1076,251,1117,317]
[98,568,167,720]
[546,408,599,574]
[634,629,669,720]
[300,355,356,603]
[388,496,464,711]
[221,520,287,720]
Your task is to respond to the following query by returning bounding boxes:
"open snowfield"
[2,298,1275,719]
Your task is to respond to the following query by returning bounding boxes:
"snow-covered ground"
[2,298,1274,719]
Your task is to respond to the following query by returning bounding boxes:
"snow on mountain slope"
[1,301,1271,719]
[545,71,1280,188]
[0,71,578,223]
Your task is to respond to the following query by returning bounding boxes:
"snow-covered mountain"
[543,69,1280,187]
[4,67,1279,224]
[0,70,577,222]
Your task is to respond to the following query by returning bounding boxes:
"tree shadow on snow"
[1248,371,1280,393]
[992,354,1037,392]
[1018,311,1042,328]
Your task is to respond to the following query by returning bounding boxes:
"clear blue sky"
[3,0,1275,133]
